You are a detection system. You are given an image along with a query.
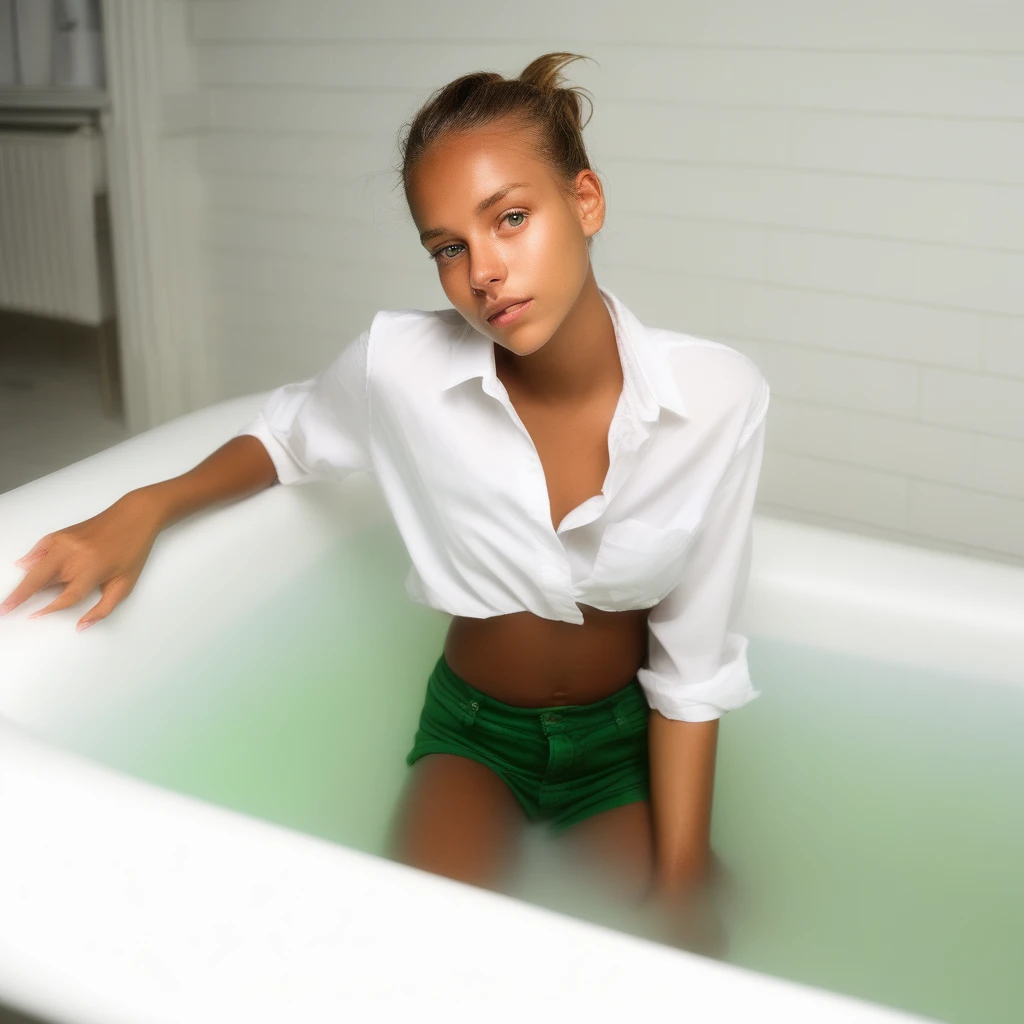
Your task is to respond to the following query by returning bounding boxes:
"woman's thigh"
[556,796,655,904]
[386,752,528,894]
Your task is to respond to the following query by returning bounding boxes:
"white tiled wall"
[186,1,1024,568]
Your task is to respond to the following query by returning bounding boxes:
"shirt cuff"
[234,413,314,487]
[637,634,762,723]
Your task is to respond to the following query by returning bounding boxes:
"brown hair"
[397,52,601,250]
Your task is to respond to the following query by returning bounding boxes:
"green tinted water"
[77,526,1023,1024]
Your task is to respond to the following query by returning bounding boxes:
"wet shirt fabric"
[234,286,770,723]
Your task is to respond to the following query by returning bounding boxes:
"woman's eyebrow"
[419,182,531,243]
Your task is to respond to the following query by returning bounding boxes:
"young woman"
[1,52,768,956]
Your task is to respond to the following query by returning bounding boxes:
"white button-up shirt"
[234,286,770,723]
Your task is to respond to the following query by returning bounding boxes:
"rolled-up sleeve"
[233,327,372,486]
[637,376,770,723]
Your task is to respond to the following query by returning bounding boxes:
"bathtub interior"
[1,398,1022,1024]
[10,513,1022,1024]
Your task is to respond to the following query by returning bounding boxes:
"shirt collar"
[442,285,688,423]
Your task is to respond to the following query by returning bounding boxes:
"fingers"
[1,541,54,613]
[0,548,64,615]
[76,577,133,631]
[2,516,149,631]
[13,535,53,568]
[652,891,730,959]
[2,560,130,630]
[27,578,100,621]
[13,551,46,569]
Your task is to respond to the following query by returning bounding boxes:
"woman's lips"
[488,299,532,328]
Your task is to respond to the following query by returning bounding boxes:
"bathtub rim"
[0,391,1015,1024]
[0,714,940,1024]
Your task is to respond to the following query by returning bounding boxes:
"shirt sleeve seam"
[736,376,770,455]
[364,314,379,459]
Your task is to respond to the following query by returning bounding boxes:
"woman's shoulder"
[363,305,468,387]
[652,326,768,416]
[369,304,465,338]
[652,326,762,379]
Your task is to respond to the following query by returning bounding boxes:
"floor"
[0,1004,49,1024]
[0,315,129,497]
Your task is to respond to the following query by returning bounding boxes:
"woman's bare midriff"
[443,606,650,708]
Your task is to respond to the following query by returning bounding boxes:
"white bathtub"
[1,393,1021,1024]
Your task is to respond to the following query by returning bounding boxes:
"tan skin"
[391,123,730,954]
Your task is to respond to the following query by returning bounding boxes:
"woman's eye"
[429,210,528,263]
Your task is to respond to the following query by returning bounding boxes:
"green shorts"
[405,652,651,832]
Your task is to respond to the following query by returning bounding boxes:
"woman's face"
[406,124,605,360]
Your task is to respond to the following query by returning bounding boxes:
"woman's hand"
[0,491,164,631]
[647,848,734,959]
[649,882,730,959]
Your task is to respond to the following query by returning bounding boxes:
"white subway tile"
[750,341,919,418]
[200,134,390,180]
[765,398,976,488]
[908,481,1024,559]
[765,230,916,301]
[982,316,1024,380]
[597,103,792,166]
[198,44,1024,122]
[611,214,768,283]
[787,110,1024,185]
[921,367,1024,440]
[208,175,360,220]
[604,270,983,372]
[913,245,1024,317]
[759,450,908,529]
[192,2,1024,51]
[975,436,1024,501]
[208,210,419,268]
[603,159,1024,254]
[601,104,1024,185]
[614,51,1024,120]
[208,88,416,136]
[719,283,983,371]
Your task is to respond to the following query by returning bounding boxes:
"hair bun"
[400,51,597,210]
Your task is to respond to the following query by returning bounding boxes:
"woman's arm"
[648,713,718,892]
[647,715,733,957]
[636,371,771,898]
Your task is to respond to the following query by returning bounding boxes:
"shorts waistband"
[428,651,647,732]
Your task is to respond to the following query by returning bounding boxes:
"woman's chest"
[509,385,621,534]
[372,361,713,621]
[440,382,653,707]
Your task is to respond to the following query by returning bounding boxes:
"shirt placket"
[483,377,570,592]
[484,370,655,619]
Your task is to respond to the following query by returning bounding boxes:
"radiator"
[0,125,110,325]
